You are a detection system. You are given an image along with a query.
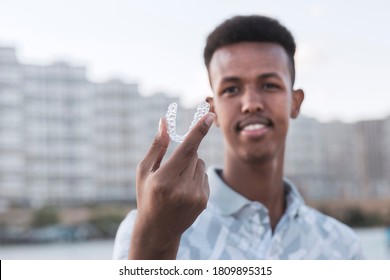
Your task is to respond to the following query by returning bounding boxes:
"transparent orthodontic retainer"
[165,101,210,143]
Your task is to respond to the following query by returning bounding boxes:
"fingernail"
[158,118,163,136]
[204,113,215,127]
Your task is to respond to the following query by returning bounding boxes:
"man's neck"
[222,154,286,230]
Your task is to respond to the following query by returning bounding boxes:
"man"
[113,15,364,259]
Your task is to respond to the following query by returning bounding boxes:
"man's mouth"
[241,123,266,131]
[237,117,272,137]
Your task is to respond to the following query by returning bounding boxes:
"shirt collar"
[208,167,305,217]
[208,167,249,215]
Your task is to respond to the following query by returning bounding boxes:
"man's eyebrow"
[221,73,282,83]
[258,72,282,79]
[221,76,240,83]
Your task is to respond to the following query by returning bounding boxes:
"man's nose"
[241,88,264,113]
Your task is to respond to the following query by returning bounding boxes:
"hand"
[129,112,215,259]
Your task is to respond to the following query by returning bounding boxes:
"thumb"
[166,112,215,171]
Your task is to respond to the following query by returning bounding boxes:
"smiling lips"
[238,118,271,137]
[242,123,265,131]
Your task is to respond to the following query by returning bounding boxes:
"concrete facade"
[0,46,389,205]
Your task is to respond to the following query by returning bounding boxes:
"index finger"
[165,112,215,171]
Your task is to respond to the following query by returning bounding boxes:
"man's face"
[208,42,304,163]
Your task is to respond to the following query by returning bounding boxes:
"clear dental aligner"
[165,101,210,143]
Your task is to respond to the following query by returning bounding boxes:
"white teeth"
[242,124,265,131]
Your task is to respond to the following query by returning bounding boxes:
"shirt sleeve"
[112,210,137,260]
[349,237,366,260]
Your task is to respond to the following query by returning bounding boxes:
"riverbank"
[0,203,135,244]
[1,228,389,260]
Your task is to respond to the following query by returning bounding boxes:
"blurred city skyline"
[1,45,390,209]
[1,0,390,123]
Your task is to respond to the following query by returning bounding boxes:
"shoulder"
[302,205,355,237]
[112,210,137,260]
[297,205,364,259]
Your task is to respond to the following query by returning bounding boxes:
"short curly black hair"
[204,15,296,85]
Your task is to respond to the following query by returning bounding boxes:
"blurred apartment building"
[285,115,390,201]
[0,46,390,206]
[0,46,218,206]
[0,46,142,206]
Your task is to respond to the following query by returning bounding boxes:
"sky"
[1,0,390,123]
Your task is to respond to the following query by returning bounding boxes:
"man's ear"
[206,96,219,126]
[290,89,305,119]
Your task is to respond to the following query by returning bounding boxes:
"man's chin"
[240,151,276,165]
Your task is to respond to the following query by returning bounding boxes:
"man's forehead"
[209,42,290,82]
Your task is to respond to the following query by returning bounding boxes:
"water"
[0,228,389,259]
[0,240,115,260]
[355,227,390,259]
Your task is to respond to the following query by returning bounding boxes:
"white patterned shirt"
[113,167,364,259]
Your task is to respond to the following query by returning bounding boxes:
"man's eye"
[222,86,239,94]
[263,83,279,90]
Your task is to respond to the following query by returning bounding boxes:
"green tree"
[31,206,60,228]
